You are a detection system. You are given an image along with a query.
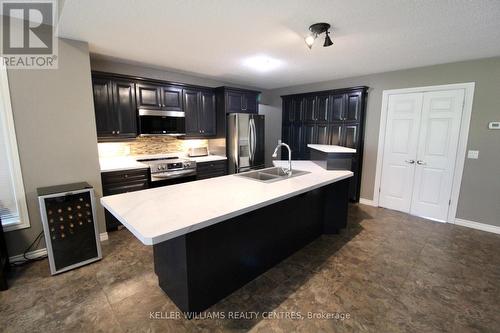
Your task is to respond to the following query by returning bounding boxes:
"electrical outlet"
[467,150,479,159]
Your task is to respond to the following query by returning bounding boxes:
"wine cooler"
[38,182,102,275]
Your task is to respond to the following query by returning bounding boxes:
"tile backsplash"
[98,136,208,158]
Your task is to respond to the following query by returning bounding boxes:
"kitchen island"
[101,161,352,313]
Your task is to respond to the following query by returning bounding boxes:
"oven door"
[150,169,196,182]
[150,169,197,187]
[138,109,185,136]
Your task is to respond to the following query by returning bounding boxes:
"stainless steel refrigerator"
[227,113,265,174]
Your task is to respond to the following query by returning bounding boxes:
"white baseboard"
[9,247,48,262]
[359,198,377,207]
[9,232,109,262]
[454,218,500,235]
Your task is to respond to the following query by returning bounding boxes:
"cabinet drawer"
[103,180,149,196]
[197,160,226,172]
[197,172,226,180]
[196,160,227,180]
[101,168,149,186]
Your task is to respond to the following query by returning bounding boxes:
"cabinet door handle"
[416,160,426,165]
[116,130,120,134]
[405,160,415,164]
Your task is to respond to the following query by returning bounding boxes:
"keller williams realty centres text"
[149,311,352,321]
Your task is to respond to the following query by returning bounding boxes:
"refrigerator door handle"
[250,118,257,161]
[232,115,239,171]
[248,118,254,162]
[252,118,257,160]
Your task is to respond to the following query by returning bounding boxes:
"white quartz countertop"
[99,157,149,172]
[189,155,228,163]
[308,144,356,153]
[99,154,227,172]
[100,161,353,245]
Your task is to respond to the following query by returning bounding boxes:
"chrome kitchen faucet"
[272,140,292,176]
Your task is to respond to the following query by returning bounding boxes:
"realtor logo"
[1,0,58,69]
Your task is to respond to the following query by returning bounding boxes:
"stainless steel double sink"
[236,167,310,183]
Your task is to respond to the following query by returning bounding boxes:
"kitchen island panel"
[153,179,349,313]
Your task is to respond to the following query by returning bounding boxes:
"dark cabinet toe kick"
[153,178,350,313]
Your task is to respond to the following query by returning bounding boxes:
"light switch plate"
[467,150,479,159]
[488,122,500,129]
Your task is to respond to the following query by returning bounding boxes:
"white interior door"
[410,90,465,221]
[379,89,465,222]
[379,93,423,212]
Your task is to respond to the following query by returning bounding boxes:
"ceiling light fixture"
[242,55,283,72]
[305,23,333,49]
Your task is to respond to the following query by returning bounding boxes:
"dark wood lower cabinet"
[101,168,150,231]
[102,162,228,231]
[153,179,350,313]
[196,160,227,180]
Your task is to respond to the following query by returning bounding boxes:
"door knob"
[405,160,415,164]
[416,160,426,165]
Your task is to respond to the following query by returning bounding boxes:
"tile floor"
[1,204,499,332]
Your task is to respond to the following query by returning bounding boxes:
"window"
[0,61,30,231]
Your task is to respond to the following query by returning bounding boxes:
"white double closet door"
[379,89,465,222]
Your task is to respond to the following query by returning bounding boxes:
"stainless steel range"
[136,157,196,185]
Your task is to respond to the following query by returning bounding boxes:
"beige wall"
[5,38,104,256]
[264,57,500,227]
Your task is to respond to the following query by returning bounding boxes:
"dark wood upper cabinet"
[214,87,261,139]
[113,80,137,138]
[183,89,216,137]
[92,75,137,141]
[91,71,220,141]
[136,84,184,111]
[303,96,317,122]
[199,91,216,136]
[316,95,331,122]
[280,86,368,202]
[136,83,162,109]
[282,97,303,123]
[92,77,115,138]
[345,91,362,122]
[227,92,243,113]
[161,86,183,111]
[282,98,292,123]
[183,89,200,136]
[244,92,258,113]
[331,94,345,121]
[218,87,260,114]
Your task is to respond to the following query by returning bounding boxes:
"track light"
[304,23,333,49]
[304,35,316,49]
[323,31,333,47]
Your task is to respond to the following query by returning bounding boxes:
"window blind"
[0,105,20,225]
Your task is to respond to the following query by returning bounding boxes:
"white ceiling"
[58,0,500,90]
